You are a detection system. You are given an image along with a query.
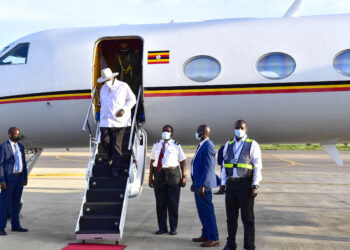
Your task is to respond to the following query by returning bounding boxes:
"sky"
[1,0,350,49]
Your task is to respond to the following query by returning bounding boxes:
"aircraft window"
[257,52,296,80]
[333,50,350,76]
[184,56,221,82]
[0,43,29,65]
[0,46,10,56]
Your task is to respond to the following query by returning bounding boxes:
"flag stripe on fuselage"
[0,90,91,104]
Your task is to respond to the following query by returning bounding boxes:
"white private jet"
[0,0,349,242]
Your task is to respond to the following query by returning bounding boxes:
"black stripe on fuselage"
[0,89,91,100]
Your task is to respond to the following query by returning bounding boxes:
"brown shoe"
[200,240,220,247]
[192,236,208,242]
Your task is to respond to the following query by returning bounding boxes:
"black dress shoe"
[169,231,177,235]
[0,229,7,235]
[12,227,28,232]
[155,229,168,234]
[214,189,225,195]
[222,246,236,250]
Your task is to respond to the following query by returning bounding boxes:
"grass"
[180,144,350,151]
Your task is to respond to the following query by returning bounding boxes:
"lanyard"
[233,140,245,159]
[161,142,167,155]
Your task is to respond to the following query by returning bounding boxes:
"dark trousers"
[100,127,126,171]
[0,174,23,229]
[225,180,255,250]
[153,168,181,232]
[194,187,219,241]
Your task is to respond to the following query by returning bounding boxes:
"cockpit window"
[0,43,29,65]
[0,46,10,56]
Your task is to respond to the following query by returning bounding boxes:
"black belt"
[227,177,250,183]
[13,172,22,176]
[161,166,179,170]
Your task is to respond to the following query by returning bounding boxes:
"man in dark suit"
[0,127,28,236]
[191,124,220,247]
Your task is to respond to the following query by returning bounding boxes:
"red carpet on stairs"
[62,243,126,250]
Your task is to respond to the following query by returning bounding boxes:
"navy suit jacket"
[192,139,221,189]
[0,140,27,184]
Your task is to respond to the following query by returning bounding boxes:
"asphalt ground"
[0,148,349,250]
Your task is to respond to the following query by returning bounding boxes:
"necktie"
[157,142,166,171]
[14,144,21,173]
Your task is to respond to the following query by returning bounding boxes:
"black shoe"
[12,227,28,232]
[222,245,236,250]
[169,231,177,235]
[214,189,225,195]
[0,229,6,235]
[155,229,168,235]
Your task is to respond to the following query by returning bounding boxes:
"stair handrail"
[128,86,142,150]
[82,87,98,135]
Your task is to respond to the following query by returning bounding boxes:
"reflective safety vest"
[224,138,254,179]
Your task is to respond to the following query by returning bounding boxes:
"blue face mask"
[235,129,246,139]
[195,133,202,141]
[162,132,171,141]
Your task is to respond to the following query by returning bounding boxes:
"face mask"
[235,129,246,139]
[106,79,114,88]
[195,132,202,141]
[162,132,171,141]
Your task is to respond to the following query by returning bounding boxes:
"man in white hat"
[97,68,136,177]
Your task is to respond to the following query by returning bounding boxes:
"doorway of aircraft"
[92,37,144,122]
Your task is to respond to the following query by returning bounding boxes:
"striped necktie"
[14,144,21,173]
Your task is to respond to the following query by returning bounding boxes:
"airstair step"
[75,229,120,235]
[92,162,130,177]
[79,215,120,231]
[89,177,127,190]
[83,202,123,216]
[94,152,131,165]
[86,189,125,203]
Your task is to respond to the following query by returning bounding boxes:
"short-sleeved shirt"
[150,139,186,168]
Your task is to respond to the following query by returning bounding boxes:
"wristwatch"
[252,185,259,189]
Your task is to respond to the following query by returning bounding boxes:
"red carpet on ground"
[62,243,126,250]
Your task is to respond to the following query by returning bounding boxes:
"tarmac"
[0,148,350,250]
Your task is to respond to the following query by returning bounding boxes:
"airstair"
[75,87,146,243]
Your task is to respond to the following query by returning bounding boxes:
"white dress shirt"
[100,79,136,128]
[150,139,187,168]
[9,140,23,173]
[191,138,209,176]
[221,135,262,186]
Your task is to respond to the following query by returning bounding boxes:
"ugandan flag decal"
[148,50,170,64]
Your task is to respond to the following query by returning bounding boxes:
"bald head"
[197,124,211,141]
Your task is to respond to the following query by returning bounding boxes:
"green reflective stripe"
[228,140,234,145]
[246,139,253,142]
[237,163,253,169]
[224,163,253,169]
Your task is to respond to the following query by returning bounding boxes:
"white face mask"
[195,132,202,141]
[235,129,246,139]
[162,132,171,141]
[105,79,114,88]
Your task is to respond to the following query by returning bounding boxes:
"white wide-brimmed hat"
[97,68,119,83]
